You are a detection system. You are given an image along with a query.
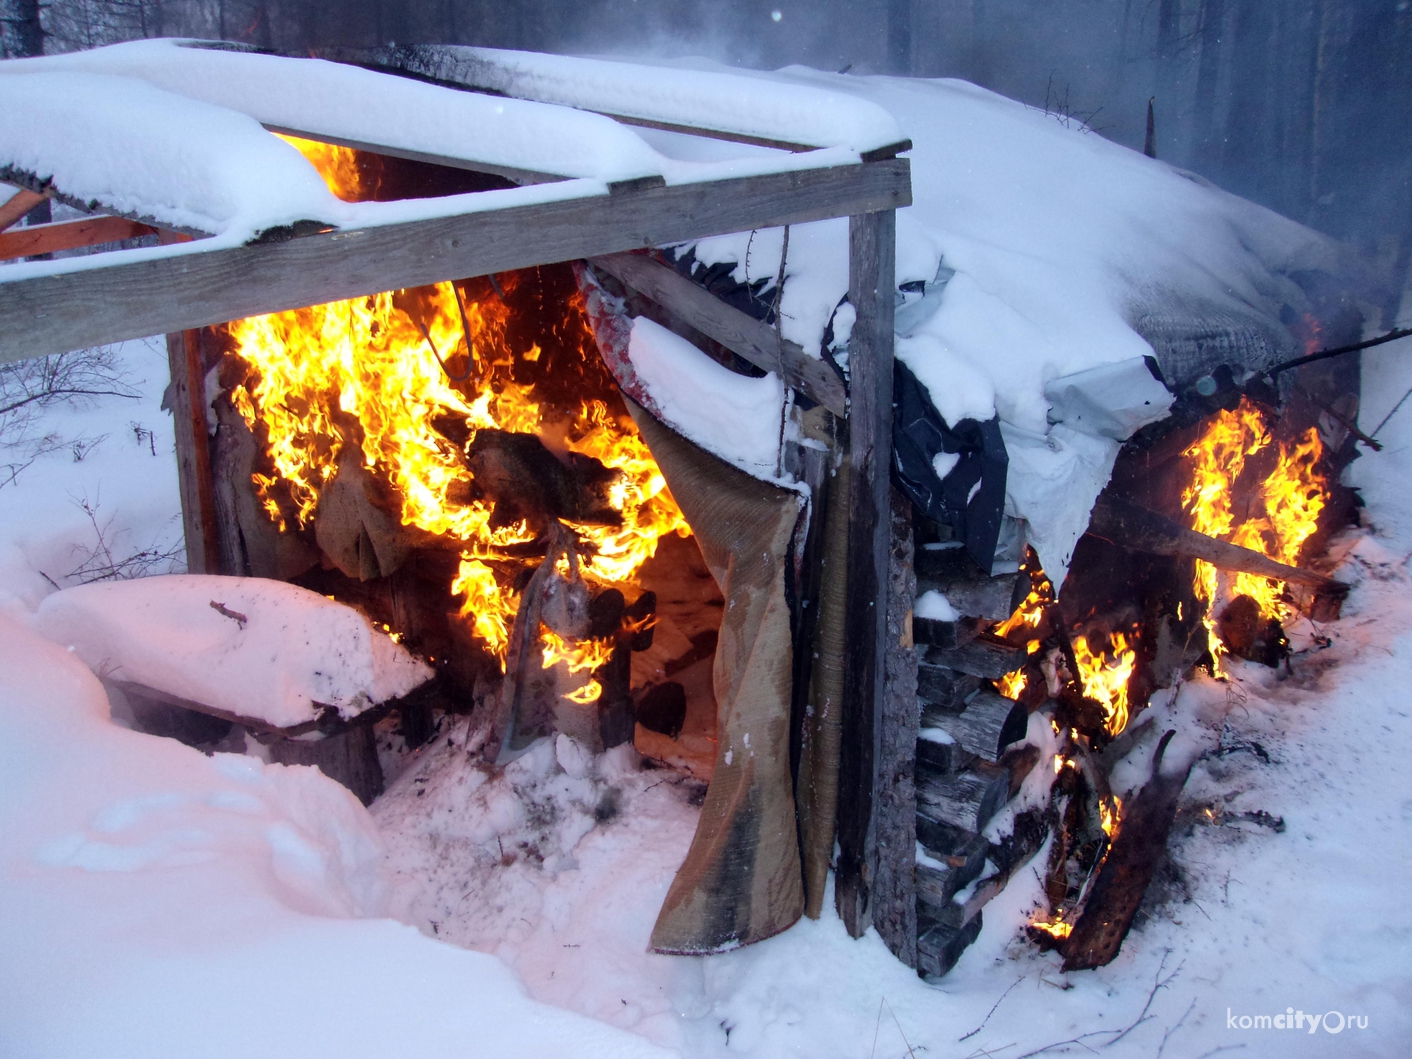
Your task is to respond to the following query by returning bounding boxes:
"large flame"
[1182,397,1327,661]
[228,278,688,665]
[227,139,688,672]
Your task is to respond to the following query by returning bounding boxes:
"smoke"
[18,0,1412,302]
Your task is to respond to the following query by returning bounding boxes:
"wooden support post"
[836,208,896,938]
[165,329,221,575]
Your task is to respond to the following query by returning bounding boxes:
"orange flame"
[1100,794,1122,838]
[540,626,617,704]
[1031,913,1073,940]
[997,669,1028,699]
[1182,398,1327,661]
[1071,631,1135,736]
[275,133,366,201]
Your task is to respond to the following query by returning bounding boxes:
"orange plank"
[0,215,157,261]
[0,189,49,232]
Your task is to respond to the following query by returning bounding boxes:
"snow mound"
[0,615,672,1059]
[29,575,431,729]
[628,316,786,480]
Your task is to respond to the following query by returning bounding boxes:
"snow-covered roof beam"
[336,45,912,158]
[0,156,910,363]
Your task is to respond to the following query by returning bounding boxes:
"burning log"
[1088,492,1347,614]
[494,524,594,759]
[1061,730,1192,971]
[430,421,624,537]
[314,445,418,580]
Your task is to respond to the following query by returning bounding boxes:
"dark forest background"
[4,0,1410,307]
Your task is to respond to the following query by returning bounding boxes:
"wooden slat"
[0,188,49,232]
[870,489,920,967]
[835,208,897,937]
[0,158,910,364]
[589,251,848,416]
[166,330,221,574]
[0,215,156,262]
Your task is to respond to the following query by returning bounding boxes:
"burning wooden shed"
[0,39,1377,977]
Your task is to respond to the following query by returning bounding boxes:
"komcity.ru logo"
[1226,1008,1369,1034]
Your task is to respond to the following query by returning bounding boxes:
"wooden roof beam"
[0,157,910,364]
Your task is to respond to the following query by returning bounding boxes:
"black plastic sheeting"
[892,360,1008,572]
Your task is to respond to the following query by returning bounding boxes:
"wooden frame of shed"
[0,51,914,957]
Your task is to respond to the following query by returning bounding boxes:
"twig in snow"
[1372,385,1412,438]
[1154,998,1196,1059]
[1191,1047,1245,1059]
[1012,952,1180,1058]
[209,601,248,628]
[883,998,917,1059]
[1103,951,1181,1048]
[960,976,1024,1041]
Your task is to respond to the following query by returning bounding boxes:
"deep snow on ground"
[4,335,1412,1054]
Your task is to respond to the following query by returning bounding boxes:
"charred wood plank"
[589,251,847,416]
[917,912,983,978]
[916,730,975,775]
[871,489,920,967]
[165,330,221,574]
[916,763,1010,833]
[912,614,977,648]
[0,159,911,364]
[1061,730,1193,971]
[836,208,897,938]
[915,834,989,909]
[1088,493,1346,596]
[930,689,1028,763]
[923,633,1025,680]
[918,666,984,713]
[265,723,384,806]
[915,545,1021,621]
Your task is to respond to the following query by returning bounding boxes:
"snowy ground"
[3,329,1411,1057]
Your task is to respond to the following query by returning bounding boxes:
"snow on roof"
[4,39,670,184]
[0,69,340,238]
[30,575,431,729]
[374,45,907,153]
[0,39,873,260]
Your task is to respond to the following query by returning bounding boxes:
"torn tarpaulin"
[892,360,1008,571]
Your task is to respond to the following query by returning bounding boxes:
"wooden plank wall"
[835,208,898,938]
